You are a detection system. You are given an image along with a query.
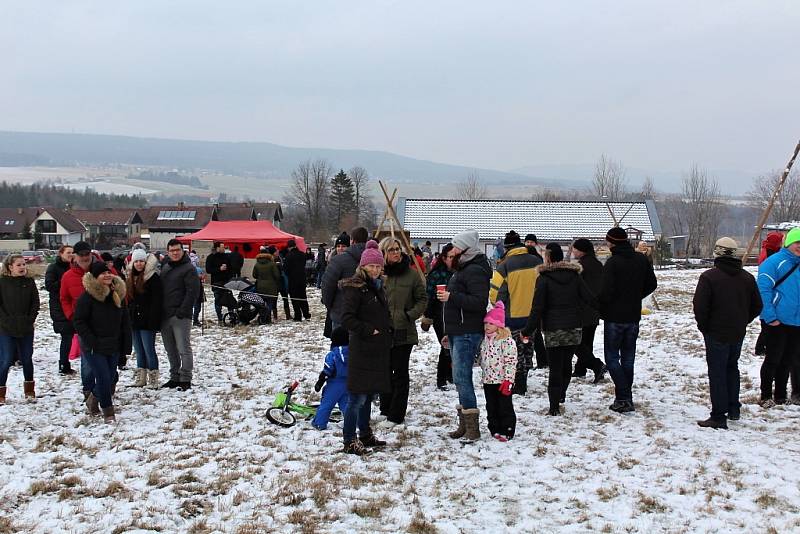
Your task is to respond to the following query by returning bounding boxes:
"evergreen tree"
[329,170,356,231]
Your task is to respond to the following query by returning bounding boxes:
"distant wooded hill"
[0,130,573,187]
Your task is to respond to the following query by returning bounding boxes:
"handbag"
[68,333,81,360]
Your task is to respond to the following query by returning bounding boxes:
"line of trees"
[0,181,146,209]
[283,160,377,241]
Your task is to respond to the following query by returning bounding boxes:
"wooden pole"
[743,140,800,265]
[373,188,398,239]
[378,180,427,285]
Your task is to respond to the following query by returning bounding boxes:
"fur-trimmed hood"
[256,253,274,263]
[127,253,159,281]
[536,261,582,274]
[82,272,127,307]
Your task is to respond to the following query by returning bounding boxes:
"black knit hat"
[73,241,91,255]
[503,230,522,248]
[606,227,629,243]
[524,233,537,243]
[90,261,110,278]
[572,238,595,256]
[330,326,349,348]
[101,252,114,262]
[335,233,350,247]
[546,243,564,263]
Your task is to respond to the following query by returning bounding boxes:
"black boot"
[547,387,561,416]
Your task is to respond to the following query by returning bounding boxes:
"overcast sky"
[2,1,798,183]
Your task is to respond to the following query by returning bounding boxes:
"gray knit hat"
[453,230,479,251]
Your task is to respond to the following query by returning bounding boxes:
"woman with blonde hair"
[0,254,40,404]
[376,236,427,428]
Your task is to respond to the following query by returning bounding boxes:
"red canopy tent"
[176,220,306,258]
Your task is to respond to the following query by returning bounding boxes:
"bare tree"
[289,159,331,237]
[682,165,723,257]
[456,170,488,200]
[748,170,800,224]
[639,176,656,200]
[592,154,628,201]
[349,165,371,225]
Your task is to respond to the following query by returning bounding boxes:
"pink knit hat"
[484,301,505,328]
[359,240,385,267]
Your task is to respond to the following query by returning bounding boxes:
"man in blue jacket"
[757,227,800,407]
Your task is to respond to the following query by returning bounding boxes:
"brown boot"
[86,393,100,416]
[448,405,466,439]
[0,386,6,405]
[102,405,116,424]
[461,408,481,443]
[23,381,35,400]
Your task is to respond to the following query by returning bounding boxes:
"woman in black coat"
[127,251,163,389]
[44,245,75,375]
[523,243,597,415]
[338,240,392,455]
[0,254,40,403]
[570,239,607,382]
[73,262,132,423]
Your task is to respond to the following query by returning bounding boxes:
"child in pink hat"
[479,301,517,441]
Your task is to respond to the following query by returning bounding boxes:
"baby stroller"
[221,278,271,326]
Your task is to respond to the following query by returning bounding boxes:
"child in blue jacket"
[311,327,349,430]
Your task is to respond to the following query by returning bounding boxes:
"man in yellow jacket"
[489,230,543,394]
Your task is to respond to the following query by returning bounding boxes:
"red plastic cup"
[436,284,446,293]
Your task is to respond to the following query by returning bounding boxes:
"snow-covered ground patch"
[1,269,799,533]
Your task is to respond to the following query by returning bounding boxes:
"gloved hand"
[314,372,328,392]
[499,380,513,396]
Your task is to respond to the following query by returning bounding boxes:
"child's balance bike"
[266,380,343,428]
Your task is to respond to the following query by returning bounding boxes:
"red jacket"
[60,263,90,321]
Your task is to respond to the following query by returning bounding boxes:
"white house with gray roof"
[397,198,662,255]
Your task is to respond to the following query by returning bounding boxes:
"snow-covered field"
[2,269,799,533]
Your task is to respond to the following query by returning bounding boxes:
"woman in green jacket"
[252,253,281,321]
[0,254,40,404]
[377,237,428,427]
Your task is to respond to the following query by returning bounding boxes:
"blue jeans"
[84,351,118,409]
[132,329,159,370]
[451,333,483,410]
[0,334,34,385]
[342,393,374,443]
[704,335,742,421]
[79,339,94,393]
[604,322,639,401]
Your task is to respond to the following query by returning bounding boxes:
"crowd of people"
[0,223,796,451]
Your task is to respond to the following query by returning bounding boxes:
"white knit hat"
[131,249,147,262]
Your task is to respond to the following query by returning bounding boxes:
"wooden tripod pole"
[378,180,427,285]
[743,140,800,265]
[373,188,398,239]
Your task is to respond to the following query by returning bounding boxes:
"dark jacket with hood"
[160,252,201,320]
[73,273,132,356]
[0,271,40,338]
[321,242,366,321]
[127,254,163,331]
[577,253,603,326]
[599,241,658,323]
[383,254,428,346]
[424,260,454,329]
[693,256,762,343]
[252,253,281,297]
[524,261,597,335]
[45,256,71,333]
[338,268,393,394]
[443,253,492,336]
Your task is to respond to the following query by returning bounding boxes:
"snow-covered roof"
[764,221,800,231]
[400,198,660,242]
